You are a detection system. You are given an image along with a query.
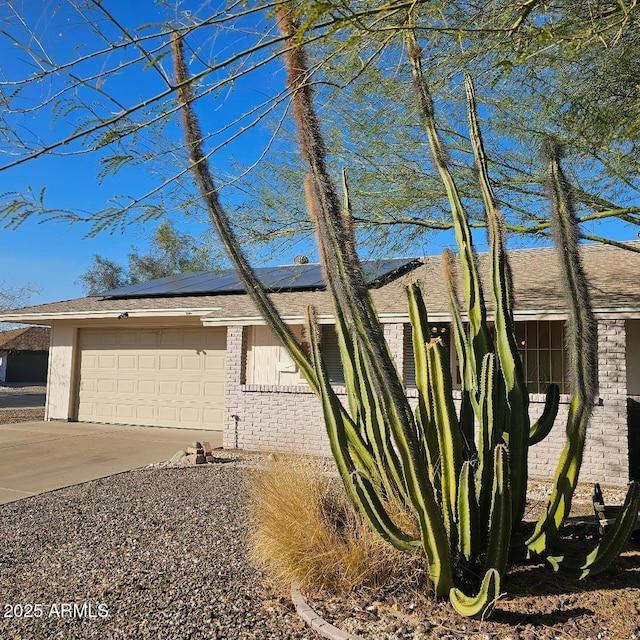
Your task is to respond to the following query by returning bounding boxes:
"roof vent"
[293,255,309,265]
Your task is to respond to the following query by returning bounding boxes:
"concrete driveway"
[0,421,223,504]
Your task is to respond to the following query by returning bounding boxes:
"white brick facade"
[223,320,630,485]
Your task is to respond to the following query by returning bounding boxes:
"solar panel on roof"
[97,257,421,299]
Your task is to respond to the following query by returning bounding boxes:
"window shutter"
[321,325,345,385]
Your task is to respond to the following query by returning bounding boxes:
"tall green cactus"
[172,6,640,620]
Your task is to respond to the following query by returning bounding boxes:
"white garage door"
[76,327,226,430]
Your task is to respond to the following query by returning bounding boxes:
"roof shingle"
[2,242,639,323]
[0,327,51,350]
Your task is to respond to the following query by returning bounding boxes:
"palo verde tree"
[0,1,638,257]
[212,0,640,256]
[171,4,640,619]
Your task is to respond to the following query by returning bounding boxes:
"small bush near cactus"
[247,456,427,595]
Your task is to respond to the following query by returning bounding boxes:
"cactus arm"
[407,31,491,366]
[465,74,530,525]
[427,339,463,543]
[352,473,422,554]
[527,141,598,555]
[351,334,409,502]
[485,445,512,575]
[529,384,560,446]
[278,16,456,596]
[307,307,418,553]
[546,482,640,578]
[407,282,443,494]
[526,399,590,555]
[442,250,478,455]
[543,140,597,409]
[449,568,501,620]
[280,20,458,590]
[477,352,497,522]
[333,304,405,502]
[306,308,374,476]
[172,33,319,393]
[457,461,478,563]
[279,7,420,461]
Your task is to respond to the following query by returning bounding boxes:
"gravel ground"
[0,461,316,640]
[0,384,46,393]
[0,408,45,423]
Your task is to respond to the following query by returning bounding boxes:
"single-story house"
[0,326,51,383]
[1,242,639,485]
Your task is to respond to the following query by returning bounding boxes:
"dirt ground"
[0,408,45,424]
[306,497,640,639]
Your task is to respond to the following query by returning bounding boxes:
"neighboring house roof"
[2,242,639,324]
[0,326,51,351]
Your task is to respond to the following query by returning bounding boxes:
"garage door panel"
[204,380,224,395]
[117,378,136,394]
[158,380,178,395]
[157,406,178,422]
[139,355,157,369]
[97,331,119,347]
[135,404,156,421]
[204,407,223,423]
[115,405,135,420]
[77,327,225,430]
[138,380,157,395]
[98,354,116,369]
[180,381,202,397]
[97,379,116,393]
[139,331,160,346]
[82,354,98,369]
[181,355,201,370]
[179,407,200,423]
[205,332,226,348]
[160,330,183,347]
[159,355,179,370]
[205,354,225,370]
[118,332,138,346]
[96,402,115,417]
[117,355,136,369]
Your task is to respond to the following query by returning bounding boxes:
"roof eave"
[0,307,223,324]
[3,304,640,327]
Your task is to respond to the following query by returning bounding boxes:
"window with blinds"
[515,320,568,394]
[320,325,345,385]
[403,323,452,388]
[402,320,569,394]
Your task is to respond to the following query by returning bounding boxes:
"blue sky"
[0,0,286,306]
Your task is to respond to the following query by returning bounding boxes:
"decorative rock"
[170,450,187,464]
[180,454,197,467]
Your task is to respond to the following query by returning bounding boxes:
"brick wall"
[224,325,330,454]
[223,320,630,485]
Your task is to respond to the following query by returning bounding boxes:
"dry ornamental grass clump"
[247,456,426,596]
